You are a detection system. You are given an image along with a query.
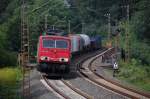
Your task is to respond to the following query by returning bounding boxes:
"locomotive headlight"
[40,56,45,60]
[40,56,49,61]
[59,58,69,62]
[64,58,69,62]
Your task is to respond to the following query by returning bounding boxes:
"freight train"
[37,29,102,74]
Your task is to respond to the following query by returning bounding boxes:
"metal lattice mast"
[82,21,85,34]
[107,13,111,40]
[68,20,71,34]
[104,13,112,48]
[45,15,48,31]
[125,5,130,62]
[21,0,30,98]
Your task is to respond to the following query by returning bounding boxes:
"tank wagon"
[37,30,102,74]
[69,34,91,53]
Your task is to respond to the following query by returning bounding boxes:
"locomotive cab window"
[43,39,55,48]
[42,39,68,49]
[56,40,68,49]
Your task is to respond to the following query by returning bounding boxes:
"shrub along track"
[79,48,150,99]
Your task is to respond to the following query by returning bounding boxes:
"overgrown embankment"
[118,59,150,92]
[0,67,22,99]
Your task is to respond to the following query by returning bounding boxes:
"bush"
[131,41,150,65]
[118,59,150,91]
[119,59,148,82]
[0,50,17,67]
[0,68,21,85]
[0,67,21,99]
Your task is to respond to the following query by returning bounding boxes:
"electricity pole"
[68,20,71,34]
[21,0,30,98]
[105,13,111,40]
[121,4,130,62]
[125,5,130,62]
[104,13,111,48]
[82,21,85,34]
[108,13,111,40]
[45,15,48,31]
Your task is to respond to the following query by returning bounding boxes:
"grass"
[103,59,150,92]
[117,59,150,92]
[0,67,22,99]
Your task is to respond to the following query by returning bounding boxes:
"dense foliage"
[118,59,150,91]
[0,0,149,66]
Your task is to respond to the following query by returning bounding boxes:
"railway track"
[79,48,150,99]
[39,48,126,99]
[39,48,150,99]
[41,75,92,99]
[39,49,105,99]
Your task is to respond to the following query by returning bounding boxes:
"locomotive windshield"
[56,40,68,49]
[43,39,55,48]
[43,39,68,49]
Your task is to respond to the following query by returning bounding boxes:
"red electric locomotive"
[37,35,71,73]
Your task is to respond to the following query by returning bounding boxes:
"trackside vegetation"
[0,67,22,99]
[118,59,150,91]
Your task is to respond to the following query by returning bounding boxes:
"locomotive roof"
[40,35,70,40]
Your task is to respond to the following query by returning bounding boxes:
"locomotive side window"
[43,39,55,48]
[56,40,68,49]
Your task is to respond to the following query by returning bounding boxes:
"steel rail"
[42,75,91,99]
[41,75,71,99]
[61,79,93,99]
[89,51,150,98]
[79,48,150,99]
[39,49,106,99]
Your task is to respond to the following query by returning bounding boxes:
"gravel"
[68,75,128,99]
[29,69,60,99]
[29,49,129,99]
[65,50,129,99]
